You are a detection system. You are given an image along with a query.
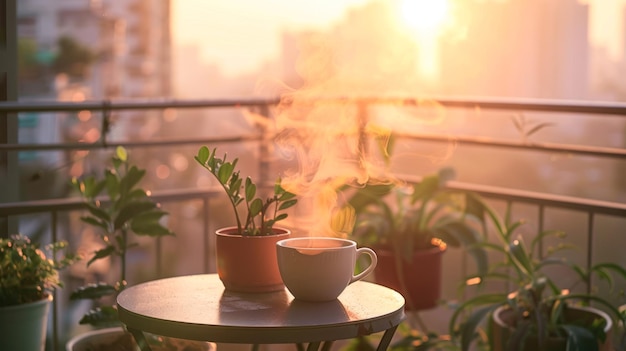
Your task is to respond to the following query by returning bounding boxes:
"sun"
[399,0,450,34]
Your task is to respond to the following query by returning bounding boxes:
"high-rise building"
[439,0,589,100]
[17,0,171,99]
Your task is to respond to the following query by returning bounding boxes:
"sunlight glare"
[400,0,449,34]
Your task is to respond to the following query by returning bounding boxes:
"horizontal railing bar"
[418,95,626,116]
[452,179,626,217]
[1,96,626,117]
[397,132,626,160]
[3,133,624,161]
[398,174,626,218]
[0,98,281,113]
[0,188,220,216]
[2,180,624,219]
[0,135,263,152]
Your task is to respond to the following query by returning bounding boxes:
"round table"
[117,274,405,351]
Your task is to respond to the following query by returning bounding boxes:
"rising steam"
[251,1,456,236]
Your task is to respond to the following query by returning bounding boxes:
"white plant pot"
[66,327,137,351]
[67,327,217,351]
[0,295,52,351]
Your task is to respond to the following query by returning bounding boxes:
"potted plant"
[0,233,79,351]
[340,165,488,311]
[67,146,209,351]
[194,145,298,292]
[449,201,626,351]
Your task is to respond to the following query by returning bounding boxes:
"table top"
[117,274,405,344]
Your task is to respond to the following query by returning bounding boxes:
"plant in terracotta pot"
[194,145,298,292]
[340,166,488,311]
[0,233,80,351]
[449,201,626,351]
[68,147,210,351]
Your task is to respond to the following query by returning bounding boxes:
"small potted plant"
[449,201,626,351]
[67,147,210,351]
[0,234,79,351]
[339,136,488,310]
[194,145,298,292]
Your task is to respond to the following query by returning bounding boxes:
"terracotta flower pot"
[490,305,613,351]
[373,244,446,311]
[216,227,290,293]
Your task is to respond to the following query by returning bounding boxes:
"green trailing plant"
[449,200,626,351]
[194,145,297,236]
[0,233,80,307]
[69,146,173,327]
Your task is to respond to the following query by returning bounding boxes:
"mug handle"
[350,247,378,284]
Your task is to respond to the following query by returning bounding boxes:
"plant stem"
[120,228,127,285]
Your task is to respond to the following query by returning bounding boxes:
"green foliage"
[341,321,476,351]
[336,133,488,274]
[52,36,94,78]
[0,234,80,307]
[341,167,488,276]
[194,146,297,236]
[18,38,45,80]
[70,146,173,327]
[449,200,626,351]
[511,114,555,142]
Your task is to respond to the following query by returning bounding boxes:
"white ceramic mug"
[276,237,377,301]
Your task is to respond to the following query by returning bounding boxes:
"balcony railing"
[1,96,626,350]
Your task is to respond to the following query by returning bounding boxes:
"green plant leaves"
[196,145,210,163]
[113,201,157,231]
[87,245,115,267]
[70,282,117,300]
[78,306,121,327]
[0,234,79,306]
[218,161,235,184]
[560,324,598,351]
[119,166,145,197]
[279,199,298,211]
[194,145,298,236]
[71,147,174,328]
[508,238,534,277]
[249,199,263,217]
[245,177,256,201]
[85,203,110,223]
[347,183,393,212]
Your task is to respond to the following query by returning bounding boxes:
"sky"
[584,0,626,59]
[172,0,626,76]
[172,0,371,76]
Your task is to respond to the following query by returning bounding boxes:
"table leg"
[320,341,333,351]
[294,340,331,351]
[127,327,153,351]
[375,325,399,351]
[306,341,321,351]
